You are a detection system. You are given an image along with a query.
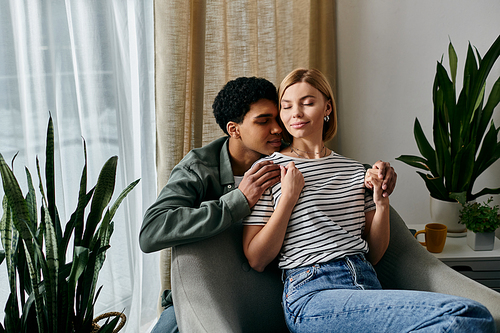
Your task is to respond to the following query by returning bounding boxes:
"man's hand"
[239,160,281,207]
[365,160,397,198]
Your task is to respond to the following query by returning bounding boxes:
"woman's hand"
[365,169,389,207]
[280,161,304,202]
[364,161,397,197]
[242,162,304,272]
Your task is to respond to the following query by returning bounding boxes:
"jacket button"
[228,185,232,189]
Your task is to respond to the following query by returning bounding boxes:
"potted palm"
[459,198,500,251]
[0,116,139,333]
[396,35,500,232]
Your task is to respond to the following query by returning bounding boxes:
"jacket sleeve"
[139,164,251,253]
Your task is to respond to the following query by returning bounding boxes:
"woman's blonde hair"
[278,68,337,143]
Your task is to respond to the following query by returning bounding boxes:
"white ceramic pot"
[467,230,495,251]
[429,196,466,233]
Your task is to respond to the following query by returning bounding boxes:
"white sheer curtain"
[0,0,158,331]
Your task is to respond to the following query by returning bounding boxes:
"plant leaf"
[413,118,438,175]
[395,155,431,171]
[417,171,449,201]
[81,156,117,247]
[0,154,31,241]
[448,38,458,88]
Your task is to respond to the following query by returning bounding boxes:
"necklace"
[290,145,326,159]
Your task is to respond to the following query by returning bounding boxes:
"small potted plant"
[459,197,500,251]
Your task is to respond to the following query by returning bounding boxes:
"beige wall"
[336,0,500,225]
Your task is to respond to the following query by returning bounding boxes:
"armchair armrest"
[375,207,500,331]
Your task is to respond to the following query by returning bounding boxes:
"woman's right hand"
[280,162,304,203]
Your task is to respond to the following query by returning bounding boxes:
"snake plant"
[0,116,140,333]
[397,35,500,204]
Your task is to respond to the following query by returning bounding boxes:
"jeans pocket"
[284,266,315,299]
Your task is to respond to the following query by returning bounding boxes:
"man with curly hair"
[139,77,397,332]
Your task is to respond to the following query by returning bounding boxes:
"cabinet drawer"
[442,259,500,272]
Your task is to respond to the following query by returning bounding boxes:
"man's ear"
[227,121,240,139]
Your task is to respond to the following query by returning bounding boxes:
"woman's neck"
[287,139,329,159]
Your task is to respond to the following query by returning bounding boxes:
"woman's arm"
[242,162,304,272]
[363,169,391,265]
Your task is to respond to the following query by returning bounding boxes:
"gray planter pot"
[467,230,495,251]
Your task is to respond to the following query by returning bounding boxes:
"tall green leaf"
[81,156,117,247]
[0,154,31,241]
[45,116,62,243]
[22,241,45,333]
[0,196,20,330]
[448,38,458,88]
[42,205,59,332]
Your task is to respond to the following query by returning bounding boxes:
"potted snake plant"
[396,35,500,232]
[0,116,139,333]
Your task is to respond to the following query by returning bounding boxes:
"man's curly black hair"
[213,77,278,135]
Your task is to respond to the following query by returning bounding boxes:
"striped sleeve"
[364,190,376,213]
[242,187,276,226]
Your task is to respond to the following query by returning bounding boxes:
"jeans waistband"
[281,253,367,281]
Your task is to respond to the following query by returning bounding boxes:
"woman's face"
[280,82,331,142]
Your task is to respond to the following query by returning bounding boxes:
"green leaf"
[417,171,449,201]
[22,240,45,333]
[0,196,20,325]
[395,155,431,172]
[470,34,500,110]
[73,140,89,248]
[67,246,90,322]
[45,116,63,245]
[476,76,500,145]
[81,156,117,247]
[451,142,475,193]
[107,178,140,223]
[474,124,500,179]
[95,312,122,333]
[470,187,500,202]
[42,205,59,331]
[24,168,37,236]
[0,154,31,241]
[413,118,438,175]
[448,38,458,88]
[449,191,467,205]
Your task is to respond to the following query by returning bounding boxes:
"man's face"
[236,99,282,157]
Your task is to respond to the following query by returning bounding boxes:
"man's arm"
[139,165,250,253]
[139,161,281,253]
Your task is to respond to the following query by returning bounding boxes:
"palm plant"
[396,35,500,204]
[0,116,139,333]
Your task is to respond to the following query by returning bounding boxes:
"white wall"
[336,0,500,225]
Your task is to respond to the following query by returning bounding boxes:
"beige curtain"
[154,0,337,292]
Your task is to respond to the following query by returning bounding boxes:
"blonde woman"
[242,68,494,332]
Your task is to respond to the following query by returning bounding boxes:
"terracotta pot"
[429,196,466,233]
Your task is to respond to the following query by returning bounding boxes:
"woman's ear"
[227,121,240,139]
[325,99,333,117]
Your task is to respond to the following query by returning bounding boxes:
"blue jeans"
[151,305,179,333]
[282,254,495,332]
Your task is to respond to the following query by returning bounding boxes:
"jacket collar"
[219,137,235,186]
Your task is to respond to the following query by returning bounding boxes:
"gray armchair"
[166,206,500,332]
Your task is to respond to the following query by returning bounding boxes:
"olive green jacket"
[139,137,251,253]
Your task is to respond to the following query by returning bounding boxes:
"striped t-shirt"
[242,152,376,270]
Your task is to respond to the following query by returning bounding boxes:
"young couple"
[140,69,494,332]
